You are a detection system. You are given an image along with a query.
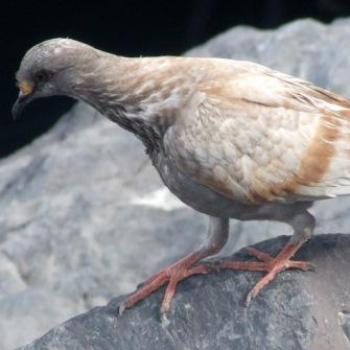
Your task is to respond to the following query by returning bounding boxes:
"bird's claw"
[118,302,127,316]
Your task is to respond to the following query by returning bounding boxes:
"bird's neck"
[70,55,196,153]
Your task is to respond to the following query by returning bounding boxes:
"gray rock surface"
[2,17,350,349]
[19,235,350,350]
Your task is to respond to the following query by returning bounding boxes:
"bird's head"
[12,38,96,119]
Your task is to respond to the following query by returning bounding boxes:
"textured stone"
[19,235,350,350]
[2,17,350,349]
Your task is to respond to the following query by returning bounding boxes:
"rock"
[2,17,350,349]
[18,235,350,350]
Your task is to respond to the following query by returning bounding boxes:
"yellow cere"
[19,80,34,95]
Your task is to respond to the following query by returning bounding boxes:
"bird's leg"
[119,216,229,315]
[216,210,315,304]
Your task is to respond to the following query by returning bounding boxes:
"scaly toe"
[245,257,313,305]
[118,302,126,316]
[286,260,315,271]
[244,247,274,262]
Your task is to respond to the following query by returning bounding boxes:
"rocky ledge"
[19,235,350,350]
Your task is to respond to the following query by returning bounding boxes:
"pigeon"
[13,38,350,315]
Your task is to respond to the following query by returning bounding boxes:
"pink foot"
[119,253,212,315]
[217,243,313,304]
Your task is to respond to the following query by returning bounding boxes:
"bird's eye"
[35,70,51,83]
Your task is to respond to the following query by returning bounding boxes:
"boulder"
[19,235,350,350]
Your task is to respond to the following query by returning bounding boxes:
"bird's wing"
[167,62,350,204]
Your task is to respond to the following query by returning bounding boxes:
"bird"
[12,38,350,315]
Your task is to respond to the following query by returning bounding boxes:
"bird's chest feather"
[152,148,295,221]
[152,148,240,217]
[161,110,251,204]
[106,105,164,155]
[150,141,260,220]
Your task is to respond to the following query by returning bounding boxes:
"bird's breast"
[152,150,252,218]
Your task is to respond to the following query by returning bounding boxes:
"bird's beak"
[12,81,35,120]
